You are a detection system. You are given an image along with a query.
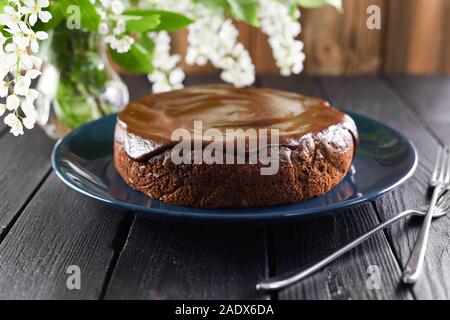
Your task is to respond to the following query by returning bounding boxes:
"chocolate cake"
[114,84,358,208]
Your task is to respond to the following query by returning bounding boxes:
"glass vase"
[35,27,129,139]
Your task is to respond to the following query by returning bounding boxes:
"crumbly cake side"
[113,123,355,208]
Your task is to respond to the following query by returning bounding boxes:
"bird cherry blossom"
[0,0,50,136]
[258,0,306,76]
[93,0,135,53]
[155,0,255,88]
[19,0,52,26]
[147,32,185,93]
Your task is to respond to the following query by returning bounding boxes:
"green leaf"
[124,9,192,31]
[0,1,7,13]
[0,1,7,29]
[125,14,160,32]
[109,43,153,73]
[227,0,259,27]
[193,0,259,26]
[55,81,99,129]
[297,0,343,12]
[138,34,155,53]
[59,0,101,31]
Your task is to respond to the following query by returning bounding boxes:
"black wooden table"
[0,75,449,300]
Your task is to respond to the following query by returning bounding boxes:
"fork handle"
[256,209,415,291]
[402,184,444,284]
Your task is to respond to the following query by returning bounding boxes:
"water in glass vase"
[35,27,129,139]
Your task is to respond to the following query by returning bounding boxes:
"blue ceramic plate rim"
[52,112,418,221]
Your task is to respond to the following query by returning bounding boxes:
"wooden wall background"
[170,0,450,75]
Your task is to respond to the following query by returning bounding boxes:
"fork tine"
[444,146,450,183]
[437,146,449,182]
[438,190,450,211]
[432,145,443,183]
[439,146,449,182]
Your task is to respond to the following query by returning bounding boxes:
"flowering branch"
[259,0,305,76]
[0,0,51,136]
[94,0,135,53]
[152,0,255,90]
[146,0,341,90]
[147,31,185,93]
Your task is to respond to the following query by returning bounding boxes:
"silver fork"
[402,145,450,284]
[256,190,450,291]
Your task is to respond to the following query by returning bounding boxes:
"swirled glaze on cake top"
[116,84,357,159]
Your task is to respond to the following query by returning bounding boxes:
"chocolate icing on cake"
[116,84,357,160]
[114,84,358,208]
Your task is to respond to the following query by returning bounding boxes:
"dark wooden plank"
[261,75,411,300]
[0,118,6,136]
[104,218,269,300]
[0,97,6,135]
[388,76,450,144]
[0,90,136,298]
[384,76,450,298]
[321,76,448,299]
[103,74,269,300]
[0,173,131,299]
[0,128,53,240]
[269,206,410,300]
[0,75,164,299]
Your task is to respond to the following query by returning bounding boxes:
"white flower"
[105,35,134,53]
[6,95,20,111]
[14,76,31,96]
[99,0,112,7]
[22,116,36,129]
[21,99,38,121]
[95,0,132,53]
[113,19,126,35]
[4,43,33,70]
[0,33,6,46]
[0,0,52,136]
[26,30,49,53]
[20,0,52,26]
[169,68,185,86]
[0,67,7,79]
[156,0,256,88]
[112,36,134,53]
[258,0,305,76]
[4,113,24,136]
[29,55,43,69]
[0,6,22,31]
[27,88,39,102]
[26,69,41,80]
[147,31,185,93]
[0,81,9,98]
[111,0,125,15]
[96,7,107,20]
[7,21,32,50]
[104,35,117,47]
[98,22,109,35]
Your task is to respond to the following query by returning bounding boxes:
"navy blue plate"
[52,113,417,221]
